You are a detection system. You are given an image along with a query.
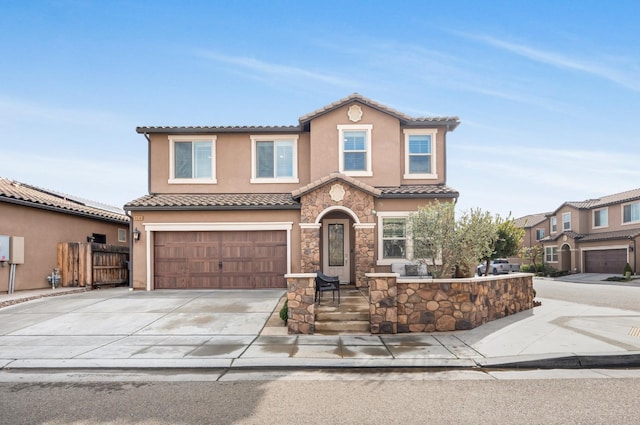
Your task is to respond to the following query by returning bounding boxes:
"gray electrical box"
[10,236,24,264]
[0,235,9,262]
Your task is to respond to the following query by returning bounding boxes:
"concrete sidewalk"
[1,281,640,371]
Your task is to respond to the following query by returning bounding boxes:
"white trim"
[117,228,127,243]
[403,128,438,180]
[168,135,217,184]
[250,135,299,184]
[142,222,293,290]
[354,223,376,229]
[314,206,361,225]
[592,207,609,229]
[337,124,373,177]
[299,223,321,230]
[581,244,629,251]
[143,222,293,232]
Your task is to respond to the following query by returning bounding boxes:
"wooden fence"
[57,243,129,287]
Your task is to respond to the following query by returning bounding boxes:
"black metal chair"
[315,271,340,305]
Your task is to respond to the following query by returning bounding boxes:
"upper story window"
[250,135,299,183]
[550,216,557,233]
[535,229,545,240]
[338,124,372,177]
[404,129,437,179]
[562,212,571,231]
[623,202,640,224]
[593,207,608,228]
[169,135,217,184]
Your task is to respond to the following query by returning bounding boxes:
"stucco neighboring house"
[510,212,550,266]
[125,93,460,290]
[0,177,130,293]
[516,188,640,274]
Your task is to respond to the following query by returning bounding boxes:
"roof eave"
[124,204,301,212]
[136,126,302,135]
[1,197,128,225]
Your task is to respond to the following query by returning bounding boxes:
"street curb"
[475,352,640,369]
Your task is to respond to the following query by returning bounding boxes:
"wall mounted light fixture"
[133,228,141,242]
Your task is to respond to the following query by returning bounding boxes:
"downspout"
[125,210,133,289]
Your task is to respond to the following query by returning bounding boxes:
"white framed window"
[338,124,372,176]
[403,129,437,179]
[169,135,217,184]
[562,212,571,231]
[622,202,640,225]
[593,207,608,228]
[118,229,126,243]
[250,135,299,183]
[545,246,558,263]
[535,228,545,240]
[550,216,557,233]
[376,212,431,265]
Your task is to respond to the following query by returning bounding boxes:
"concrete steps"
[314,285,370,335]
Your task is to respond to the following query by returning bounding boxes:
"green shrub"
[624,262,633,277]
[279,299,288,325]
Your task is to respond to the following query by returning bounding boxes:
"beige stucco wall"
[145,101,449,194]
[148,132,311,194]
[130,209,301,290]
[0,203,128,292]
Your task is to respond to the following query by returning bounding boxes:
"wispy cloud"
[193,49,357,88]
[0,96,120,126]
[454,32,640,92]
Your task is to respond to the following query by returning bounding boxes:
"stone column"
[285,274,316,334]
[354,224,376,288]
[366,273,397,334]
[299,224,321,273]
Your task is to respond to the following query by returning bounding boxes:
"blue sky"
[1,0,639,218]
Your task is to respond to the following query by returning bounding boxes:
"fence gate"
[57,242,129,287]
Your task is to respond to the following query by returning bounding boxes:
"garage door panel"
[585,249,627,273]
[154,230,286,289]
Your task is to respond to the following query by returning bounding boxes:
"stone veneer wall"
[285,274,316,334]
[299,183,376,287]
[367,273,534,333]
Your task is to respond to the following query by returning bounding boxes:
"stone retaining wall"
[285,274,316,334]
[367,273,534,333]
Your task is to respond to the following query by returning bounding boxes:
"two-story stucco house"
[124,94,459,290]
[516,188,640,274]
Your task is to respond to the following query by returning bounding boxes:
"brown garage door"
[584,249,627,274]
[154,231,287,289]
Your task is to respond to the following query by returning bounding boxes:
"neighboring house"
[125,93,460,290]
[0,177,129,292]
[510,212,550,265]
[516,188,640,274]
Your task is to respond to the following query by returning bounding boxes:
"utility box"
[10,236,25,264]
[0,235,9,262]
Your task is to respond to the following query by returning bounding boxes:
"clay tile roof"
[514,212,550,228]
[378,184,459,198]
[298,93,460,130]
[125,193,299,210]
[292,173,382,199]
[554,187,640,213]
[136,125,300,134]
[0,177,128,223]
[578,229,640,242]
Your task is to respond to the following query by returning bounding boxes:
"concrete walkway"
[1,278,640,371]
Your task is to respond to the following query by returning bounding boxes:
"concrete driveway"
[0,287,286,368]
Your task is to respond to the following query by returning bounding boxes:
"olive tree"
[479,216,525,276]
[408,201,498,278]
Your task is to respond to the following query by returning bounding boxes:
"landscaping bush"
[624,262,633,279]
[279,299,288,325]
